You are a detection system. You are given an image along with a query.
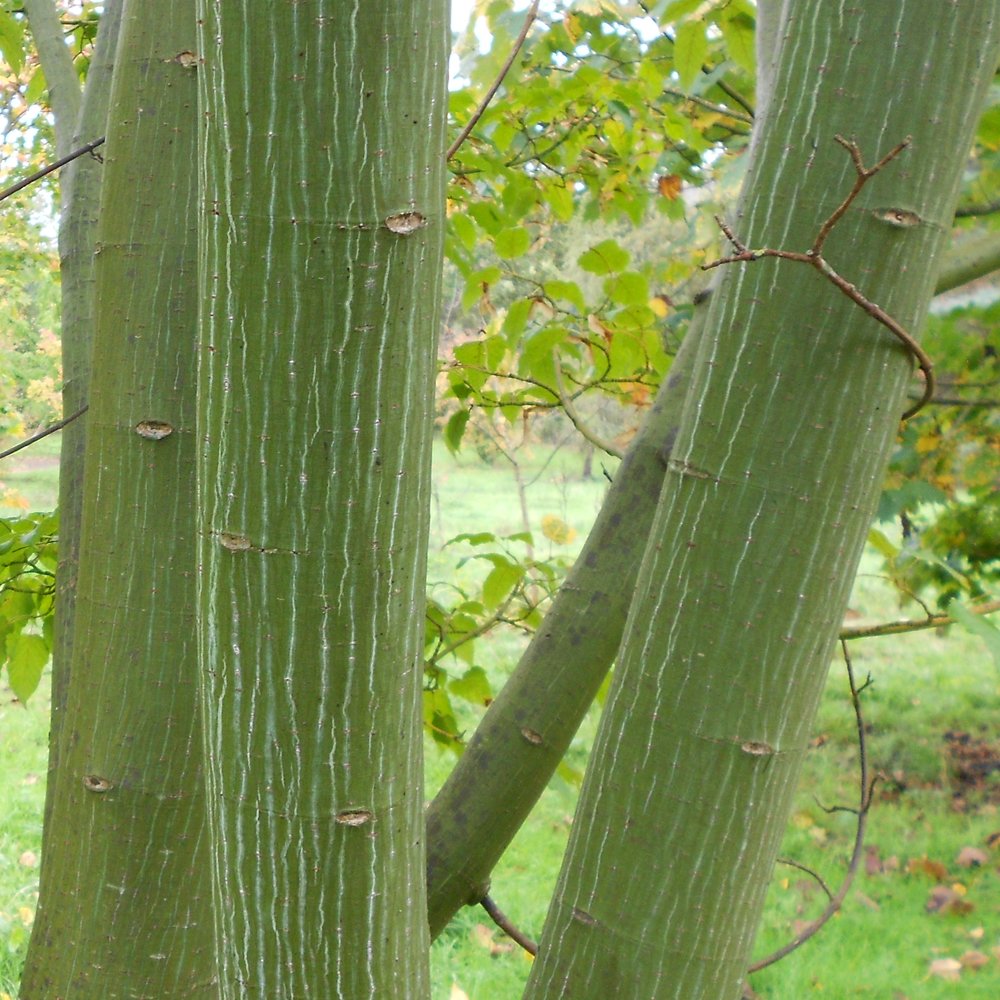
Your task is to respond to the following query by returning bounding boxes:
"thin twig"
[748,640,874,974]
[0,135,105,206]
[954,198,1000,218]
[0,405,89,461]
[774,857,834,901]
[447,0,541,161]
[662,87,754,125]
[839,599,1000,641]
[703,135,934,419]
[480,893,538,956]
[552,358,624,459]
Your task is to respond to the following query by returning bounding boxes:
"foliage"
[0,511,55,702]
[0,212,61,441]
[425,526,573,752]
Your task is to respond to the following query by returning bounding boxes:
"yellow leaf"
[450,984,471,1000]
[541,515,577,545]
[648,294,671,318]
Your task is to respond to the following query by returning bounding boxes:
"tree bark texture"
[20,1,215,997]
[195,2,448,996]
[523,4,1000,998]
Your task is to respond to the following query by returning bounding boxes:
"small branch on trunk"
[747,640,874,975]
[840,599,1000,641]
[480,893,538,956]
[703,135,933,419]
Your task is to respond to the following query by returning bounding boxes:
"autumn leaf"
[907,855,948,881]
[541,515,577,546]
[960,950,990,970]
[657,173,682,200]
[925,884,974,915]
[956,846,988,868]
[928,957,963,981]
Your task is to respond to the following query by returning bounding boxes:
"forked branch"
[703,135,933,419]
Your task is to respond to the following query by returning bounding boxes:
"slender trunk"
[20,2,214,995]
[426,311,701,935]
[523,5,1000,998]
[195,2,448,995]
[25,0,121,830]
[22,0,80,157]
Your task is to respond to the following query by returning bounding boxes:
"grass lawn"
[1,433,998,997]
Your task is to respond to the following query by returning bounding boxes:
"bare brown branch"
[447,1,541,161]
[703,136,933,419]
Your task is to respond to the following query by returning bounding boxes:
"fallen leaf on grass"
[855,892,880,911]
[960,950,990,970]
[929,957,962,981]
[925,884,974,915]
[471,923,515,956]
[449,983,470,1000]
[907,856,948,881]
[956,846,988,867]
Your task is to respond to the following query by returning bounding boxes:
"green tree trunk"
[425,309,701,935]
[23,0,121,827]
[523,4,1000,998]
[19,3,215,996]
[195,2,447,995]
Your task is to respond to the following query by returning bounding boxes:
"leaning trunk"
[523,4,1000,998]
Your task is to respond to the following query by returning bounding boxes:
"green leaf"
[719,13,755,75]
[446,532,497,547]
[604,271,649,306]
[949,603,1000,669]
[543,280,585,311]
[0,11,25,76]
[674,20,707,92]
[6,632,48,703]
[461,265,503,310]
[503,298,533,343]
[578,239,630,275]
[494,227,532,259]
[449,666,493,706]
[444,409,470,453]
[867,528,900,559]
[482,560,524,610]
[449,212,477,251]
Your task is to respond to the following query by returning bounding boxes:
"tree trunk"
[195,2,447,995]
[426,309,701,935]
[24,0,121,831]
[523,4,1000,998]
[19,2,215,996]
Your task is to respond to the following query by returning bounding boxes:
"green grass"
[2,436,999,998]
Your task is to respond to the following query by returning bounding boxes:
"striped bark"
[523,4,1000,997]
[19,1,215,996]
[195,2,447,995]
